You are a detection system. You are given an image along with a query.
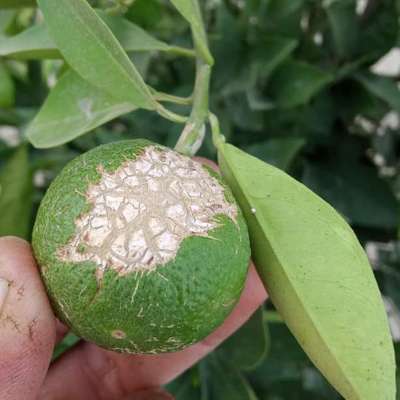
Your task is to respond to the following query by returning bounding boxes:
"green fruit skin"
[32,139,250,354]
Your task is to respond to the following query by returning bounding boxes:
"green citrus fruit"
[32,139,250,354]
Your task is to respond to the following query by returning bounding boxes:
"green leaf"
[245,138,305,170]
[303,158,399,230]
[355,72,400,112]
[0,11,173,60]
[52,333,80,361]
[26,69,136,149]
[217,143,395,400]
[0,0,35,8]
[0,62,15,108]
[167,370,202,400]
[222,36,298,96]
[0,10,15,33]
[325,0,359,60]
[0,145,33,239]
[263,0,305,37]
[169,0,213,64]
[254,36,298,81]
[268,60,334,108]
[201,353,259,400]
[0,23,57,59]
[218,307,269,371]
[250,319,340,399]
[37,0,155,110]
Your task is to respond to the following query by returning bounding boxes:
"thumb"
[0,237,56,400]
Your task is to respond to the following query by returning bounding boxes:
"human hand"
[0,160,267,400]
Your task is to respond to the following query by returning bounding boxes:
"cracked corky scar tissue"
[58,146,237,278]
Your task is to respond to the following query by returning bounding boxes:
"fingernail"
[0,278,10,315]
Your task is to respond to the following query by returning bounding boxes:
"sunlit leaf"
[38,0,156,110]
[0,145,33,239]
[169,0,213,64]
[26,70,136,148]
[0,11,173,60]
[217,143,395,400]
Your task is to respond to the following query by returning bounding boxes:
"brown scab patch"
[112,330,127,340]
[58,146,237,278]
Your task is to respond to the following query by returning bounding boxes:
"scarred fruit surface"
[32,139,250,354]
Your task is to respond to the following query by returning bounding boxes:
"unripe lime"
[32,140,250,354]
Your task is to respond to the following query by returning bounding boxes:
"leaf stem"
[156,105,188,124]
[167,46,196,59]
[174,0,213,157]
[174,60,211,156]
[151,89,193,105]
[209,112,225,151]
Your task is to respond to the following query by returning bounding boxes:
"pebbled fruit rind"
[32,139,250,353]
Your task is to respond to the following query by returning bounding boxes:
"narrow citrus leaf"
[245,138,305,170]
[26,70,136,149]
[37,0,156,110]
[355,72,400,112]
[0,10,15,33]
[217,143,395,400]
[0,11,172,60]
[201,354,259,400]
[269,60,334,108]
[218,307,269,371]
[169,0,213,64]
[0,24,57,59]
[0,145,33,239]
[325,0,359,60]
[0,0,35,8]
[0,62,15,108]
[52,333,80,361]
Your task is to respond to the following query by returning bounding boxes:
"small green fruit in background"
[32,139,250,354]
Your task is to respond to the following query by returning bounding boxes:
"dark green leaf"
[245,138,305,170]
[52,333,80,361]
[26,70,136,149]
[0,145,33,239]
[0,63,15,107]
[167,370,202,400]
[217,143,395,400]
[218,307,269,371]
[0,0,35,8]
[249,320,341,399]
[201,353,259,400]
[222,36,298,97]
[253,36,298,81]
[355,72,400,112]
[268,61,334,108]
[359,0,399,61]
[303,158,399,230]
[325,0,359,59]
[263,0,305,37]
[38,0,156,110]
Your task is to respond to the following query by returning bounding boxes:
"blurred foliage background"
[1,0,400,398]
